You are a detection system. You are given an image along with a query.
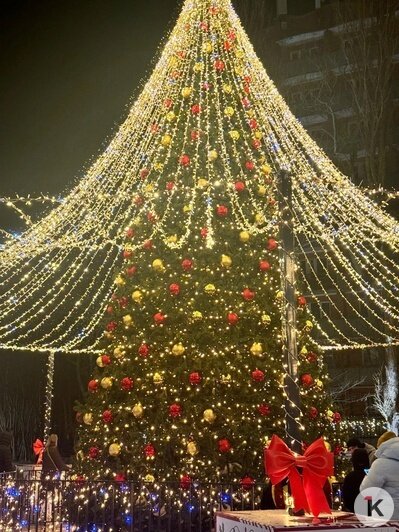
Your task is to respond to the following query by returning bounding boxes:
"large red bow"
[33,439,44,464]
[264,435,333,517]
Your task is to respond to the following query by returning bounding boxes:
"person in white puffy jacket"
[360,432,399,520]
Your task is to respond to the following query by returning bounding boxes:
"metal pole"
[278,170,302,453]
[44,350,55,440]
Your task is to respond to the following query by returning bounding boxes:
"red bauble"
[227,312,239,325]
[89,447,99,459]
[308,407,318,419]
[180,474,192,489]
[214,59,225,71]
[133,195,143,206]
[297,296,307,306]
[191,130,200,141]
[75,412,83,423]
[147,211,156,223]
[180,154,191,167]
[181,258,193,271]
[199,21,208,31]
[259,260,271,272]
[169,403,182,418]
[334,444,344,456]
[332,412,342,424]
[245,160,255,171]
[244,75,252,84]
[306,352,318,364]
[144,443,156,457]
[191,104,201,115]
[248,118,257,129]
[101,355,111,366]
[189,372,202,385]
[166,181,175,191]
[154,312,165,325]
[121,377,133,391]
[102,410,113,423]
[301,373,314,388]
[143,239,153,250]
[115,473,125,483]
[242,288,255,301]
[123,249,133,259]
[234,181,245,192]
[251,369,265,382]
[240,476,255,490]
[217,205,228,217]
[106,321,117,332]
[88,380,98,393]
[266,238,278,251]
[252,139,261,150]
[150,123,159,133]
[119,296,129,309]
[164,98,173,108]
[140,168,149,179]
[106,305,114,314]
[126,265,137,276]
[138,343,149,357]
[218,439,231,453]
[224,40,232,51]
[257,404,271,416]
[169,283,180,296]
[228,30,236,41]
[200,227,208,238]
[125,227,134,238]
[242,97,251,108]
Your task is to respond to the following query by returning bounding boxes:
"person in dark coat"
[41,433,67,478]
[0,431,13,473]
[342,447,369,512]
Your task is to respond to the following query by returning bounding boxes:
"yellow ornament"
[152,259,165,272]
[144,473,155,483]
[203,409,216,423]
[132,403,144,418]
[192,311,203,321]
[114,274,125,286]
[305,320,314,331]
[250,342,263,356]
[154,162,164,172]
[258,185,267,196]
[123,314,133,326]
[202,41,213,53]
[113,346,125,359]
[172,343,185,356]
[221,254,232,268]
[83,413,93,425]
[101,377,113,389]
[109,443,121,456]
[183,205,192,213]
[239,231,250,243]
[221,374,232,384]
[153,372,163,385]
[326,410,334,421]
[204,283,216,295]
[96,356,105,368]
[255,213,265,225]
[224,106,235,117]
[234,65,243,76]
[208,150,218,161]
[254,130,263,140]
[275,290,284,301]
[193,62,204,73]
[315,379,324,391]
[229,130,240,141]
[181,87,192,98]
[132,290,143,303]
[166,111,176,122]
[144,184,154,194]
[300,346,308,355]
[235,48,245,59]
[261,314,271,326]
[161,134,172,147]
[197,178,209,189]
[168,56,178,68]
[167,234,177,243]
[223,83,232,94]
[187,441,198,456]
[261,164,272,175]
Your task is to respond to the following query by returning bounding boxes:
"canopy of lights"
[0,0,398,356]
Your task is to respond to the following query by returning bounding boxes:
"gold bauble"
[166,111,176,122]
[239,231,250,243]
[109,443,121,456]
[181,87,192,98]
[235,49,245,59]
[305,320,314,331]
[187,441,198,456]
[261,164,272,175]
[161,134,172,146]
[221,254,232,268]
[113,346,125,359]
[183,205,192,213]
[254,130,263,140]
[132,290,143,303]
[255,213,265,225]
[96,356,105,368]
[167,234,177,243]
[153,372,163,385]
[83,413,93,425]
[250,342,263,356]
[275,290,284,300]
[114,274,125,286]
[208,150,218,161]
[224,106,235,117]
[152,259,165,272]
[192,311,203,321]
[101,377,113,389]
[300,346,308,355]
[132,403,144,418]
[172,343,185,356]
[261,314,271,326]
[197,178,209,188]
[123,314,133,326]
[258,185,267,196]
[154,162,164,172]
[144,473,155,483]
[315,379,324,390]
[203,409,216,423]
[229,130,240,141]
[202,41,213,53]
[193,62,204,73]
[221,374,232,384]
[223,83,232,94]
[204,283,216,295]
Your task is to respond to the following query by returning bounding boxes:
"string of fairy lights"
[0,0,398,451]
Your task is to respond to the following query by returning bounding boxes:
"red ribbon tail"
[303,472,331,517]
[288,467,309,513]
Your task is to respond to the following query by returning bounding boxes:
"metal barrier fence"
[0,471,343,531]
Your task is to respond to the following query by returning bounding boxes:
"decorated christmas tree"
[76,0,340,483]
